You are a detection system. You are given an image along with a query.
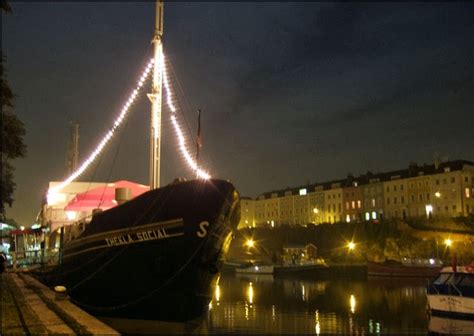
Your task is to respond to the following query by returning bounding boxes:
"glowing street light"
[348,241,356,251]
[435,192,441,198]
[313,208,319,214]
[246,239,255,248]
[444,238,452,247]
[350,294,356,314]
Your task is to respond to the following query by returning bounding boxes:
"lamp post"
[245,239,255,248]
[347,241,356,251]
[313,208,319,224]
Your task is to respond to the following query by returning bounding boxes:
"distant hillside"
[228,219,474,265]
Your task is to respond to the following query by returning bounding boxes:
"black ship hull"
[35,179,240,322]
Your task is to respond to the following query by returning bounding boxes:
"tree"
[1,1,27,218]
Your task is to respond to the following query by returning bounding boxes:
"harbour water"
[207,273,428,334]
[103,272,474,334]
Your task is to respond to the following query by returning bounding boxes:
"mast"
[148,0,164,189]
[66,121,79,176]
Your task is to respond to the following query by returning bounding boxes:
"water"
[207,273,429,334]
[105,273,473,334]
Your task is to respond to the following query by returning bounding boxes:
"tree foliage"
[1,1,27,217]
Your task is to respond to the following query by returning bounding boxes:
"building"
[244,159,474,227]
[238,197,256,229]
[325,182,343,223]
[384,172,409,219]
[342,178,364,223]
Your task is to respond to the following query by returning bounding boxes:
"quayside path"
[1,270,119,335]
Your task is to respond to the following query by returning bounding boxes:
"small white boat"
[427,264,474,319]
[235,264,274,274]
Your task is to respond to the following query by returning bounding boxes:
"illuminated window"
[351,201,355,209]
[466,188,471,198]
[371,198,376,207]
[371,211,377,219]
[425,204,433,217]
[299,188,307,196]
[346,215,351,223]
[357,200,361,208]
[365,212,370,221]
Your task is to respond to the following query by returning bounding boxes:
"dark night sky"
[2,2,473,226]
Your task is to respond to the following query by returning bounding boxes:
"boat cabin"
[282,243,317,265]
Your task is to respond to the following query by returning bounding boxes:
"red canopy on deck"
[64,180,149,211]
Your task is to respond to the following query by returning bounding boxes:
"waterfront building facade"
[384,173,409,220]
[363,178,385,221]
[343,180,364,223]
[325,183,343,224]
[244,160,473,227]
[238,197,256,229]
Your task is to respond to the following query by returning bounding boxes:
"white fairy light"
[47,58,154,202]
[48,50,209,204]
[162,53,210,180]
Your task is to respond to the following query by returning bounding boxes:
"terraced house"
[238,160,474,228]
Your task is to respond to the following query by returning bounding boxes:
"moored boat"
[35,179,240,322]
[31,0,241,323]
[235,262,274,274]
[426,264,474,319]
[368,258,443,278]
[274,260,328,277]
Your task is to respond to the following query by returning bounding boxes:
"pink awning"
[64,180,149,211]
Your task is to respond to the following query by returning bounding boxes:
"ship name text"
[105,228,170,247]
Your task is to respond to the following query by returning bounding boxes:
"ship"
[33,0,241,322]
[36,179,240,322]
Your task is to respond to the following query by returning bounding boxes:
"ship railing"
[428,283,440,295]
[450,283,463,296]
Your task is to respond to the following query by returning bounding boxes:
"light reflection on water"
[105,273,443,334]
[206,273,429,334]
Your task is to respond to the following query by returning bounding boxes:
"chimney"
[408,162,418,176]
[115,188,132,205]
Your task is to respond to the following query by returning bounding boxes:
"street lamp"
[444,238,452,247]
[245,239,255,248]
[435,192,441,198]
[348,241,355,251]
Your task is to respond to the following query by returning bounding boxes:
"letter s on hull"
[197,221,209,238]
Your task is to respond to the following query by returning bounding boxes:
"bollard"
[54,285,68,300]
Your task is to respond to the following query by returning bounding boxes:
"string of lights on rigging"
[48,51,210,204]
[162,54,210,180]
